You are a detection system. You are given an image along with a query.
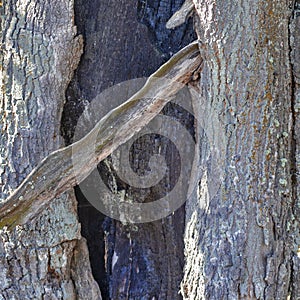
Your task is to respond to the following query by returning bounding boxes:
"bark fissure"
[61,3,197,298]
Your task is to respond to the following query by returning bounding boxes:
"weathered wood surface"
[0,42,202,229]
[0,0,101,298]
[166,0,194,29]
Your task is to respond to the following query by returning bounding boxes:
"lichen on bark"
[0,0,101,298]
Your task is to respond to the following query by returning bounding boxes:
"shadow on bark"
[60,0,196,299]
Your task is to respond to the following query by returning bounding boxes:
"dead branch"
[0,41,202,229]
[166,0,195,29]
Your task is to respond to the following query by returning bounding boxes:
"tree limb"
[166,0,195,29]
[0,41,202,229]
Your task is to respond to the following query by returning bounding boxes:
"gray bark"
[291,1,300,298]
[0,0,299,299]
[182,0,300,299]
[0,0,101,298]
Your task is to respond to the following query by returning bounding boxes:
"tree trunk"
[0,0,101,298]
[0,0,299,299]
[182,1,300,299]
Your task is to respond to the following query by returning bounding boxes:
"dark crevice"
[60,1,196,299]
[75,186,110,298]
[137,0,196,58]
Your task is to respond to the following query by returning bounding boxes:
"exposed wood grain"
[0,41,202,229]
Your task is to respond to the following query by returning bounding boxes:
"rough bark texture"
[182,1,300,299]
[1,0,299,299]
[291,1,300,298]
[0,0,101,298]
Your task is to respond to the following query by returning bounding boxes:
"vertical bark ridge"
[0,0,82,199]
[182,1,298,299]
[0,0,101,298]
[289,0,300,298]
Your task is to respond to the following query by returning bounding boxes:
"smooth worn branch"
[0,41,202,229]
[166,0,194,29]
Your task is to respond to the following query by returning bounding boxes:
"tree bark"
[181,1,300,299]
[0,0,101,298]
[0,0,299,299]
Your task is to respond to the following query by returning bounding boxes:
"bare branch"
[166,0,194,29]
[0,41,202,229]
